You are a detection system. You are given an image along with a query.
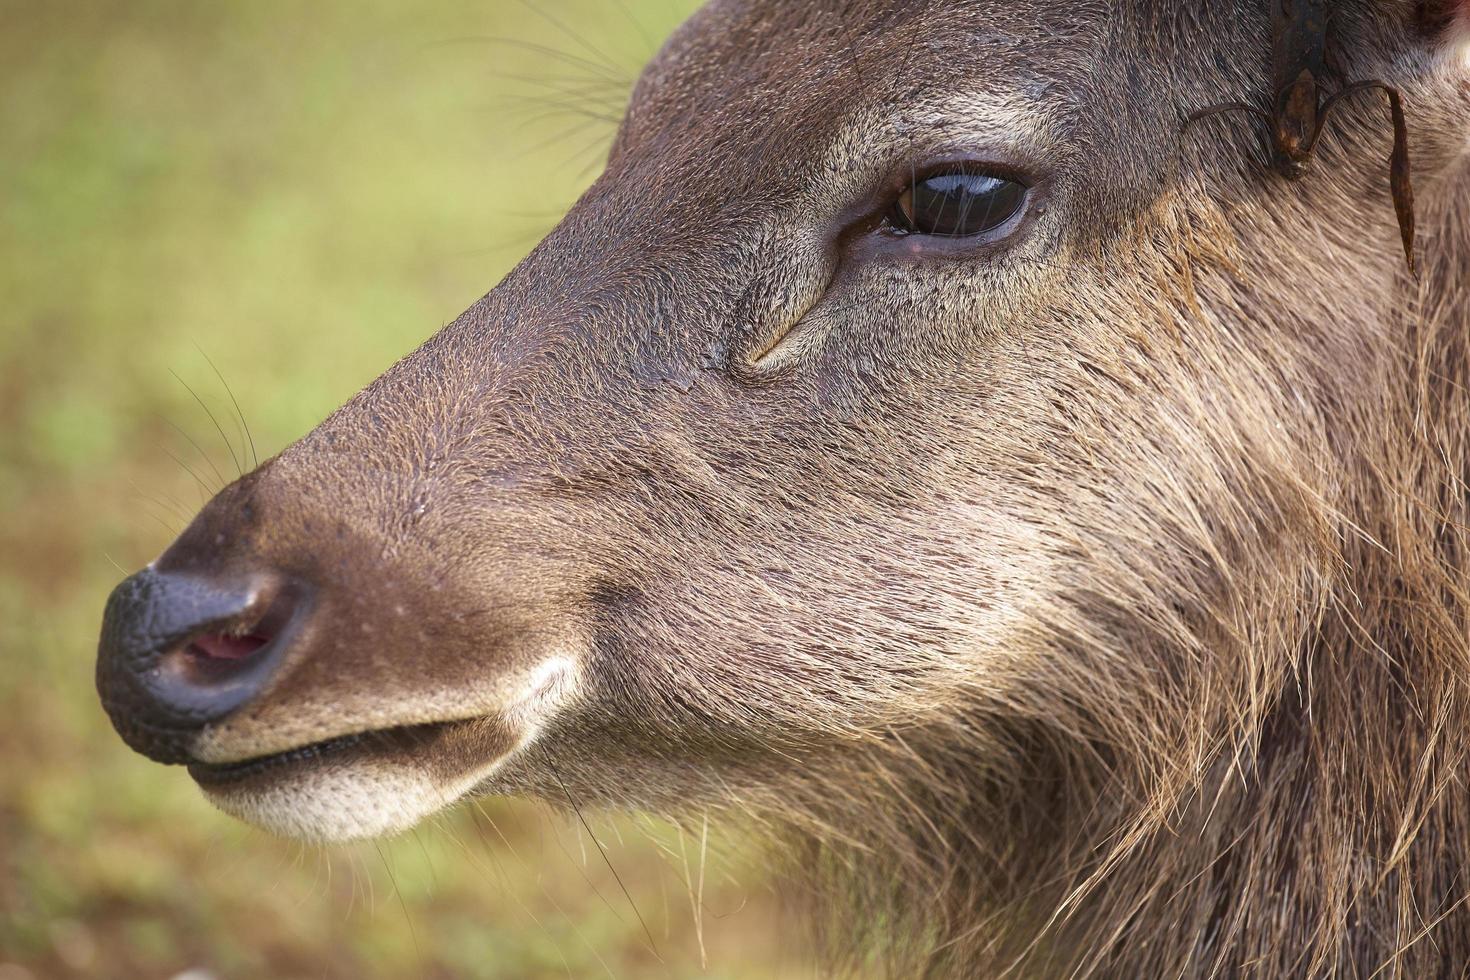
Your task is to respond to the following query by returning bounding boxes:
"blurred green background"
[0,2,822,977]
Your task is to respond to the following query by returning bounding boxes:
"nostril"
[154,585,298,690]
[97,568,309,764]
[164,589,295,686]
[178,630,272,688]
[188,632,270,663]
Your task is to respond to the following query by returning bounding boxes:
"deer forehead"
[619,0,1096,167]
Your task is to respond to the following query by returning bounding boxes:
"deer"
[96,1,1470,975]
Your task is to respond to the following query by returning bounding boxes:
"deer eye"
[889,170,1028,238]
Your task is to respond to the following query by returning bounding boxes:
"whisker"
[494,92,624,126]
[373,841,422,970]
[571,134,615,181]
[169,369,243,479]
[127,479,191,528]
[482,68,628,94]
[133,497,184,538]
[426,35,630,87]
[159,441,218,501]
[159,415,227,491]
[552,767,663,963]
[542,798,628,928]
[515,0,627,77]
[606,0,657,55]
[409,827,438,892]
[196,345,259,471]
[696,811,710,969]
[507,113,615,162]
[473,800,619,978]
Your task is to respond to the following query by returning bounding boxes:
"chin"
[197,756,457,842]
[185,714,540,842]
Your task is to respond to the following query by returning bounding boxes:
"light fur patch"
[201,656,581,841]
[203,761,452,842]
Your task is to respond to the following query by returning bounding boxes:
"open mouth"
[187,721,450,788]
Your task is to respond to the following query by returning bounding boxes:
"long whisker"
[510,114,616,165]
[159,415,226,491]
[373,841,422,966]
[428,36,630,88]
[607,0,656,55]
[170,369,243,480]
[136,507,181,539]
[515,0,626,77]
[196,345,259,470]
[127,477,192,525]
[495,92,624,127]
[552,766,663,963]
[159,439,218,501]
[473,801,619,978]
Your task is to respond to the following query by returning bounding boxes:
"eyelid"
[826,150,1043,246]
[882,154,1039,200]
[827,158,1030,248]
[743,154,1047,378]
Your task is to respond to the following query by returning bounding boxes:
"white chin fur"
[199,655,581,842]
[200,761,461,843]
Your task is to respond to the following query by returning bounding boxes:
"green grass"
[0,2,821,976]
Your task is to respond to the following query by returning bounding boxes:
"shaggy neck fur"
[782,134,1470,980]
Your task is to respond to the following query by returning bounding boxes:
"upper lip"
[187,720,453,786]
[188,731,370,784]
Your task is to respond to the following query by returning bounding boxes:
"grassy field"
[0,2,824,977]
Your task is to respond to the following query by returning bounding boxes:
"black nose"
[97,567,303,764]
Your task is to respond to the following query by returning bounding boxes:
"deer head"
[98,2,1470,974]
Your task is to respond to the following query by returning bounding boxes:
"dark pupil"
[906,173,1025,237]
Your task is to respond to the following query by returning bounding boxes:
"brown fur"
[98,1,1470,975]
